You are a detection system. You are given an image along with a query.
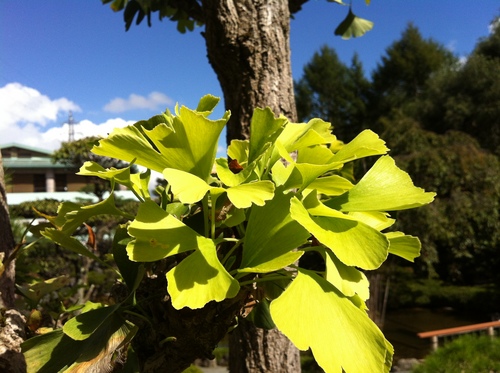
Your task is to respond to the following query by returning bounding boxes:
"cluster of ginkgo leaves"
[21,95,434,373]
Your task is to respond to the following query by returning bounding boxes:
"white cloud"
[103,92,173,113]
[446,40,457,53]
[0,82,81,131]
[0,82,135,151]
[1,117,134,152]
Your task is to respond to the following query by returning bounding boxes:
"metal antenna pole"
[68,111,75,142]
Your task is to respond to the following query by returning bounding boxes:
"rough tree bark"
[0,151,26,373]
[202,1,301,371]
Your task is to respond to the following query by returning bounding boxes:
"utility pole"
[68,111,75,142]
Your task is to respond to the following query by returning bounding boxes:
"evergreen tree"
[419,21,500,155]
[370,23,455,118]
[295,46,369,142]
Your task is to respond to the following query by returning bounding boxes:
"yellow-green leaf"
[241,190,310,272]
[290,196,389,270]
[63,305,119,341]
[239,251,304,274]
[92,124,171,173]
[127,200,211,261]
[226,181,275,209]
[334,8,374,40]
[386,231,421,262]
[305,175,354,197]
[327,156,436,212]
[163,168,211,204]
[270,269,393,373]
[248,107,287,163]
[166,245,240,309]
[324,251,369,300]
[330,130,389,163]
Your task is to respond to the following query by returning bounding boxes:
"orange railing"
[417,320,500,351]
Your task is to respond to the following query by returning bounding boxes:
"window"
[55,174,67,192]
[33,174,46,192]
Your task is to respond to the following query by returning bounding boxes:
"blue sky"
[1,1,498,154]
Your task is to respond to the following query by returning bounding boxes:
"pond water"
[383,307,486,360]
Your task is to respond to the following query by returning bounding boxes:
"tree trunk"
[202,1,300,371]
[203,0,298,141]
[0,150,26,373]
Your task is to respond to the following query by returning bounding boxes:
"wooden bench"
[417,320,500,351]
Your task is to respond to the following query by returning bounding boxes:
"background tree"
[294,21,500,313]
[369,22,499,286]
[102,1,375,371]
[418,20,500,156]
[295,46,370,142]
[369,23,455,119]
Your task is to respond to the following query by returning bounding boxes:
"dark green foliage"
[370,23,455,116]
[295,20,500,290]
[301,352,324,373]
[295,46,370,142]
[419,51,500,155]
[102,0,204,33]
[474,17,500,60]
[413,335,500,373]
[10,199,64,219]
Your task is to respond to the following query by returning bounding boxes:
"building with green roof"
[2,143,134,205]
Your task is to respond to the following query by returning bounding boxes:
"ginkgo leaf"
[63,305,119,341]
[36,193,129,235]
[215,157,254,187]
[347,211,395,231]
[17,275,70,304]
[196,94,220,115]
[166,245,240,309]
[290,196,389,270]
[270,121,334,174]
[386,231,421,262]
[324,250,369,301]
[78,161,151,201]
[241,190,310,272]
[334,8,374,40]
[163,168,211,204]
[297,144,335,164]
[330,130,389,163]
[60,193,132,233]
[93,104,228,180]
[246,299,276,330]
[41,229,107,267]
[294,162,343,191]
[145,106,229,180]
[327,156,436,212]
[270,159,295,187]
[23,316,135,373]
[143,106,228,180]
[227,139,249,164]
[112,225,142,292]
[248,107,287,163]
[92,124,171,173]
[305,175,354,196]
[270,269,393,373]
[238,251,304,274]
[33,201,85,231]
[127,200,212,262]
[226,181,275,209]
